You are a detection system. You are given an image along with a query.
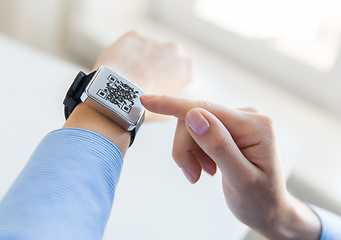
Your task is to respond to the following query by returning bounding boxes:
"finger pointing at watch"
[140,94,282,176]
[140,94,285,227]
[141,94,322,239]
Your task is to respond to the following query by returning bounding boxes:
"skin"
[140,95,322,240]
[63,31,321,239]
[63,31,193,155]
[93,31,193,122]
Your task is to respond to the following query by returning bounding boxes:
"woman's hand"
[141,95,321,240]
[94,31,193,122]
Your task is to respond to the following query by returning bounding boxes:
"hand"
[64,31,192,152]
[94,31,193,122]
[141,95,321,240]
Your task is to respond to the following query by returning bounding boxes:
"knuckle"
[123,31,146,42]
[126,30,142,37]
[172,148,192,169]
[212,136,231,157]
[172,148,181,162]
[194,100,213,111]
[244,107,261,113]
[194,100,223,115]
[256,114,276,141]
[166,41,183,51]
[259,114,275,130]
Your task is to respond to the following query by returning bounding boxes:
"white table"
[2,20,341,239]
[0,34,249,240]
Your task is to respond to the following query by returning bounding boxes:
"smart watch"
[63,66,146,147]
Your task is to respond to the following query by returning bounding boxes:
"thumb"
[185,108,253,180]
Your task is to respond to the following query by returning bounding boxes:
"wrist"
[260,193,321,240]
[63,66,146,148]
[63,102,130,155]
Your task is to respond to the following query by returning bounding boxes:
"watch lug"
[80,92,88,102]
[127,125,136,131]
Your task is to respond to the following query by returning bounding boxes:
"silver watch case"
[80,66,146,131]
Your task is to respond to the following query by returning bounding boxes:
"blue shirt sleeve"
[310,205,341,240]
[0,128,124,240]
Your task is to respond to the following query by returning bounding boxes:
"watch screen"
[85,66,145,125]
[96,74,138,114]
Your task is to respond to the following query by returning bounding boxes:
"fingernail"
[202,165,215,176]
[182,169,194,184]
[186,110,210,135]
[140,94,160,101]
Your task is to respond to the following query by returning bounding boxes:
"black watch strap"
[63,71,96,119]
[129,112,144,147]
[63,70,144,147]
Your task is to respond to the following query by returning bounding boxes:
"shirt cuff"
[310,204,341,240]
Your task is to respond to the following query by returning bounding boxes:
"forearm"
[0,128,124,239]
[0,30,192,239]
[0,102,131,239]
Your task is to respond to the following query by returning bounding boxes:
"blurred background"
[2,0,341,112]
[1,0,341,239]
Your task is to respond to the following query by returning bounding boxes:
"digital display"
[85,66,145,127]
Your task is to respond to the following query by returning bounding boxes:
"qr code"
[96,75,139,114]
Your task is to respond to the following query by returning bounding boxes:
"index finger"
[140,95,265,150]
[141,94,248,128]
[140,95,231,120]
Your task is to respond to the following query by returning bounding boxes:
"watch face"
[85,66,145,128]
